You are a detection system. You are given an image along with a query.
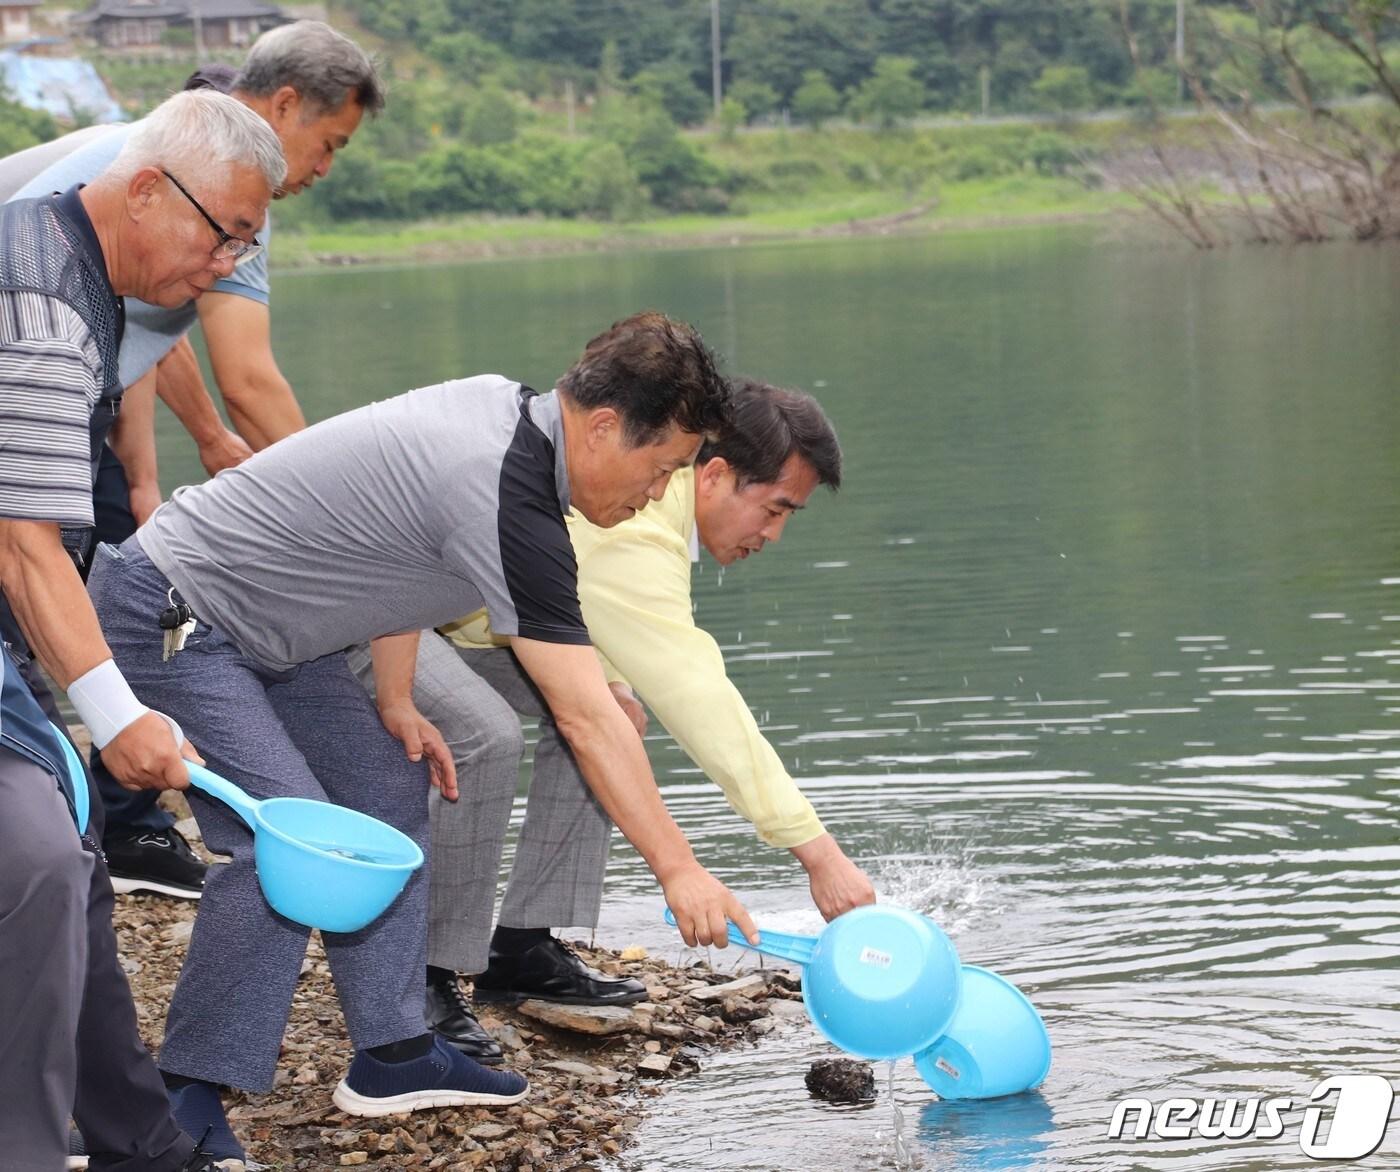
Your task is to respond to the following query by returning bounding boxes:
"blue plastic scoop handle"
[185,761,263,828]
[663,907,816,966]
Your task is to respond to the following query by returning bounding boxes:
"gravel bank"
[113,798,799,1171]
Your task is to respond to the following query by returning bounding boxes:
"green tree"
[576,141,647,220]
[718,95,745,140]
[633,61,709,126]
[1031,65,1094,114]
[727,0,877,103]
[850,56,925,129]
[727,79,778,123]
[461,85,520,146]
[792,69,842,128]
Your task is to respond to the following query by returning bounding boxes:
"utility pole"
[710,0,722,121]
[1176,0,1186,103]
[979,64,990,117]
[564,77,576,137]
[191,0,205,63]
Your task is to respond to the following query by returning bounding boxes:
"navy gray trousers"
[346,631,613,976]
[88,537,431,1093]
[0,661,194,1171]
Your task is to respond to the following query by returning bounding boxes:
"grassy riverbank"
[274,180,1134,269]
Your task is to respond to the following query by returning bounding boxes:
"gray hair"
[235,21,385,116]
[111,89,286,192]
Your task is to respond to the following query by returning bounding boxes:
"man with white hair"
[4,20,384,901]
[0,88,283,1172]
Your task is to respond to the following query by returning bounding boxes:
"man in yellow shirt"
[350,380,875,1062]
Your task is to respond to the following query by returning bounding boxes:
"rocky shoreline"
[114,798,804,1172]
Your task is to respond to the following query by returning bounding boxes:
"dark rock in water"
[805,1058,876,1103]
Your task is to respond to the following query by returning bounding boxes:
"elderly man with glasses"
[3,19,384,903]
[0,89,284,1171]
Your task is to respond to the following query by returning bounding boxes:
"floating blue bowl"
[914,965,1051,1100]
[188,762,422,934]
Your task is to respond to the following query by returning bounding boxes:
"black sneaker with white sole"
[104,827,206,899]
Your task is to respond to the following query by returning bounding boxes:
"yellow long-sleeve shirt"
[440,466,825,849]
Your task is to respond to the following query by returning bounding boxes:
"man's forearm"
[556,694,699,880]
[0,519,116,687]
[154,336,227,447]
[222,372,304,450]
[369,630,421,709]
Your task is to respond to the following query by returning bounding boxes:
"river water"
[168,226,1400,1169]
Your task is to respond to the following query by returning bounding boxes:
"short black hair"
[557,311,731,446]
[698,378,842,490]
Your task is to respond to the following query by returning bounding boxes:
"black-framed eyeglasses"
[161,169,262,265]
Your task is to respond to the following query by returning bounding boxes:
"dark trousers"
[88,447,174,839]
[0,657,193,1171]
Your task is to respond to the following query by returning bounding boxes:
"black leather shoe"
[425,971,504,1065]
[473,936,649,1007]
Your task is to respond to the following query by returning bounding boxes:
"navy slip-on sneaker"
[332,1036,529,1118]
[166,1080,246,1168]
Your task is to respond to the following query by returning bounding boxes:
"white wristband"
[67,659,149,749]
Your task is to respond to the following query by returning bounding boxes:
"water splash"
[874,847,1001,935]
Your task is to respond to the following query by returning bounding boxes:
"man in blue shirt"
[4,20,384,901]
[0,89,283,1172]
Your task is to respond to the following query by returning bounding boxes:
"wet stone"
[637,1054,673,1078]
[719,996,766,1024]
[687,973,767,1002]
[515,1000,645,1035]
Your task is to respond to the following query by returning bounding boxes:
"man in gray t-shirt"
[87,311,755,1143]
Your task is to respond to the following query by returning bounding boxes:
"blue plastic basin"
[667,904,962,1061]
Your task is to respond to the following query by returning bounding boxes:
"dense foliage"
[73,1,1398,226]
[338,0,1394,118]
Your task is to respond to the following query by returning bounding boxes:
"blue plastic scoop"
[666,904,962,1060]
[186,761,423,933]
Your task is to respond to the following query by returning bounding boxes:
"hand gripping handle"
[185,760,263,830]
[664,907,816,966]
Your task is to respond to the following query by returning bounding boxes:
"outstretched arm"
[578,521,876,919]
[511,635,757,949]
[153,336,254,475]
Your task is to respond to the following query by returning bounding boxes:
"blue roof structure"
[0,49,126,123]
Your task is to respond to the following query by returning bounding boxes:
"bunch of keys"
[159,589,196,662]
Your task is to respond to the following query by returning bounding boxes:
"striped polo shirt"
[0,187,120,534]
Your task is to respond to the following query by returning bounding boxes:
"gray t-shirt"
[5,121,272,388]
[137,377,592,671]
